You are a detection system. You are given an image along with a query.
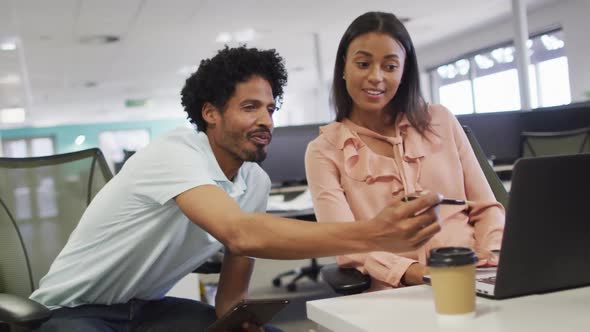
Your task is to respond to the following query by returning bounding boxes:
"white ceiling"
[0,0,556,128]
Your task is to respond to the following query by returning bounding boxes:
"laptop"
[428,153,590,299]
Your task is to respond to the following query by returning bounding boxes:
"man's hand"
[215,252,254,319]
[178,185,440,259]
[369,192,442,253]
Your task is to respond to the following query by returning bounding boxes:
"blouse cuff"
[384,257,419,287]
[478,229,503,251]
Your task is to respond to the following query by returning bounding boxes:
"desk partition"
[260,124,322,188]
[457,101,590,164]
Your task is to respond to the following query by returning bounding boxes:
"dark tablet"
[206,298,290,332]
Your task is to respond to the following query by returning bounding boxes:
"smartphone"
[206,298,290,332]
[402,196,468,205]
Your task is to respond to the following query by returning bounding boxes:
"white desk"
[307,285,590,332]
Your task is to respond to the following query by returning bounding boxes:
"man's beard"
[238,128,271,162]
[241,145,267,162]
[222,133,268,163]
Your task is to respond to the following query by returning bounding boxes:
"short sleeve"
[124,138,217,205]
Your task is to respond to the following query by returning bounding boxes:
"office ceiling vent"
[78,35,120,45]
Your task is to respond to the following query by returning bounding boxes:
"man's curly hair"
[181,46,288,132]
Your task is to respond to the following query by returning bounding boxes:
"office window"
[434,59,474,115]
[535,56,570,107]
[2,139,27,158]
[0,136,57,221]
[1,136,55,157]
[99,129,150,172]
[430,29,570,114]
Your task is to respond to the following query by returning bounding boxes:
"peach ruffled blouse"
[305,105,505,290]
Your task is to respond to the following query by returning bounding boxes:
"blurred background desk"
[306,285,590,332]
[267,193,318,291]
[261,123,322,292]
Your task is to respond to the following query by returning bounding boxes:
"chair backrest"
[0,148,112,298]
[462,125,509,209]
[521,127,590,158]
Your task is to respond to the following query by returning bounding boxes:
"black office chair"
[272,258,322,292]
[521,126,590,158]
[320,125,510,295]
[0,149,113,331]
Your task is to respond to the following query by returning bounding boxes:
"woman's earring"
[342,74,346,80]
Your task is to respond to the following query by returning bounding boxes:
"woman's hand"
[476,249,500,267]
[401,263,429,286]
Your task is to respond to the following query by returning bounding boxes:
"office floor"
[200,257,337,332]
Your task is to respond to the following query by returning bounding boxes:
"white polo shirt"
[30,127,271,309]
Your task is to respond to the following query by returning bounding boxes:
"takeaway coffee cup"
[427,247,478,321]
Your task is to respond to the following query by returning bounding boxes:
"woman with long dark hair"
[305,12,505,290]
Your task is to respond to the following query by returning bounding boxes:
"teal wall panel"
[0,118,188,154]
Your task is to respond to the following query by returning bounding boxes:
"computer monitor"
[260,124,323,187]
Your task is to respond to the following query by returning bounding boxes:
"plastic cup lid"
[427,247,478,267]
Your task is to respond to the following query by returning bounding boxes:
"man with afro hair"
[31,46,442,331]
